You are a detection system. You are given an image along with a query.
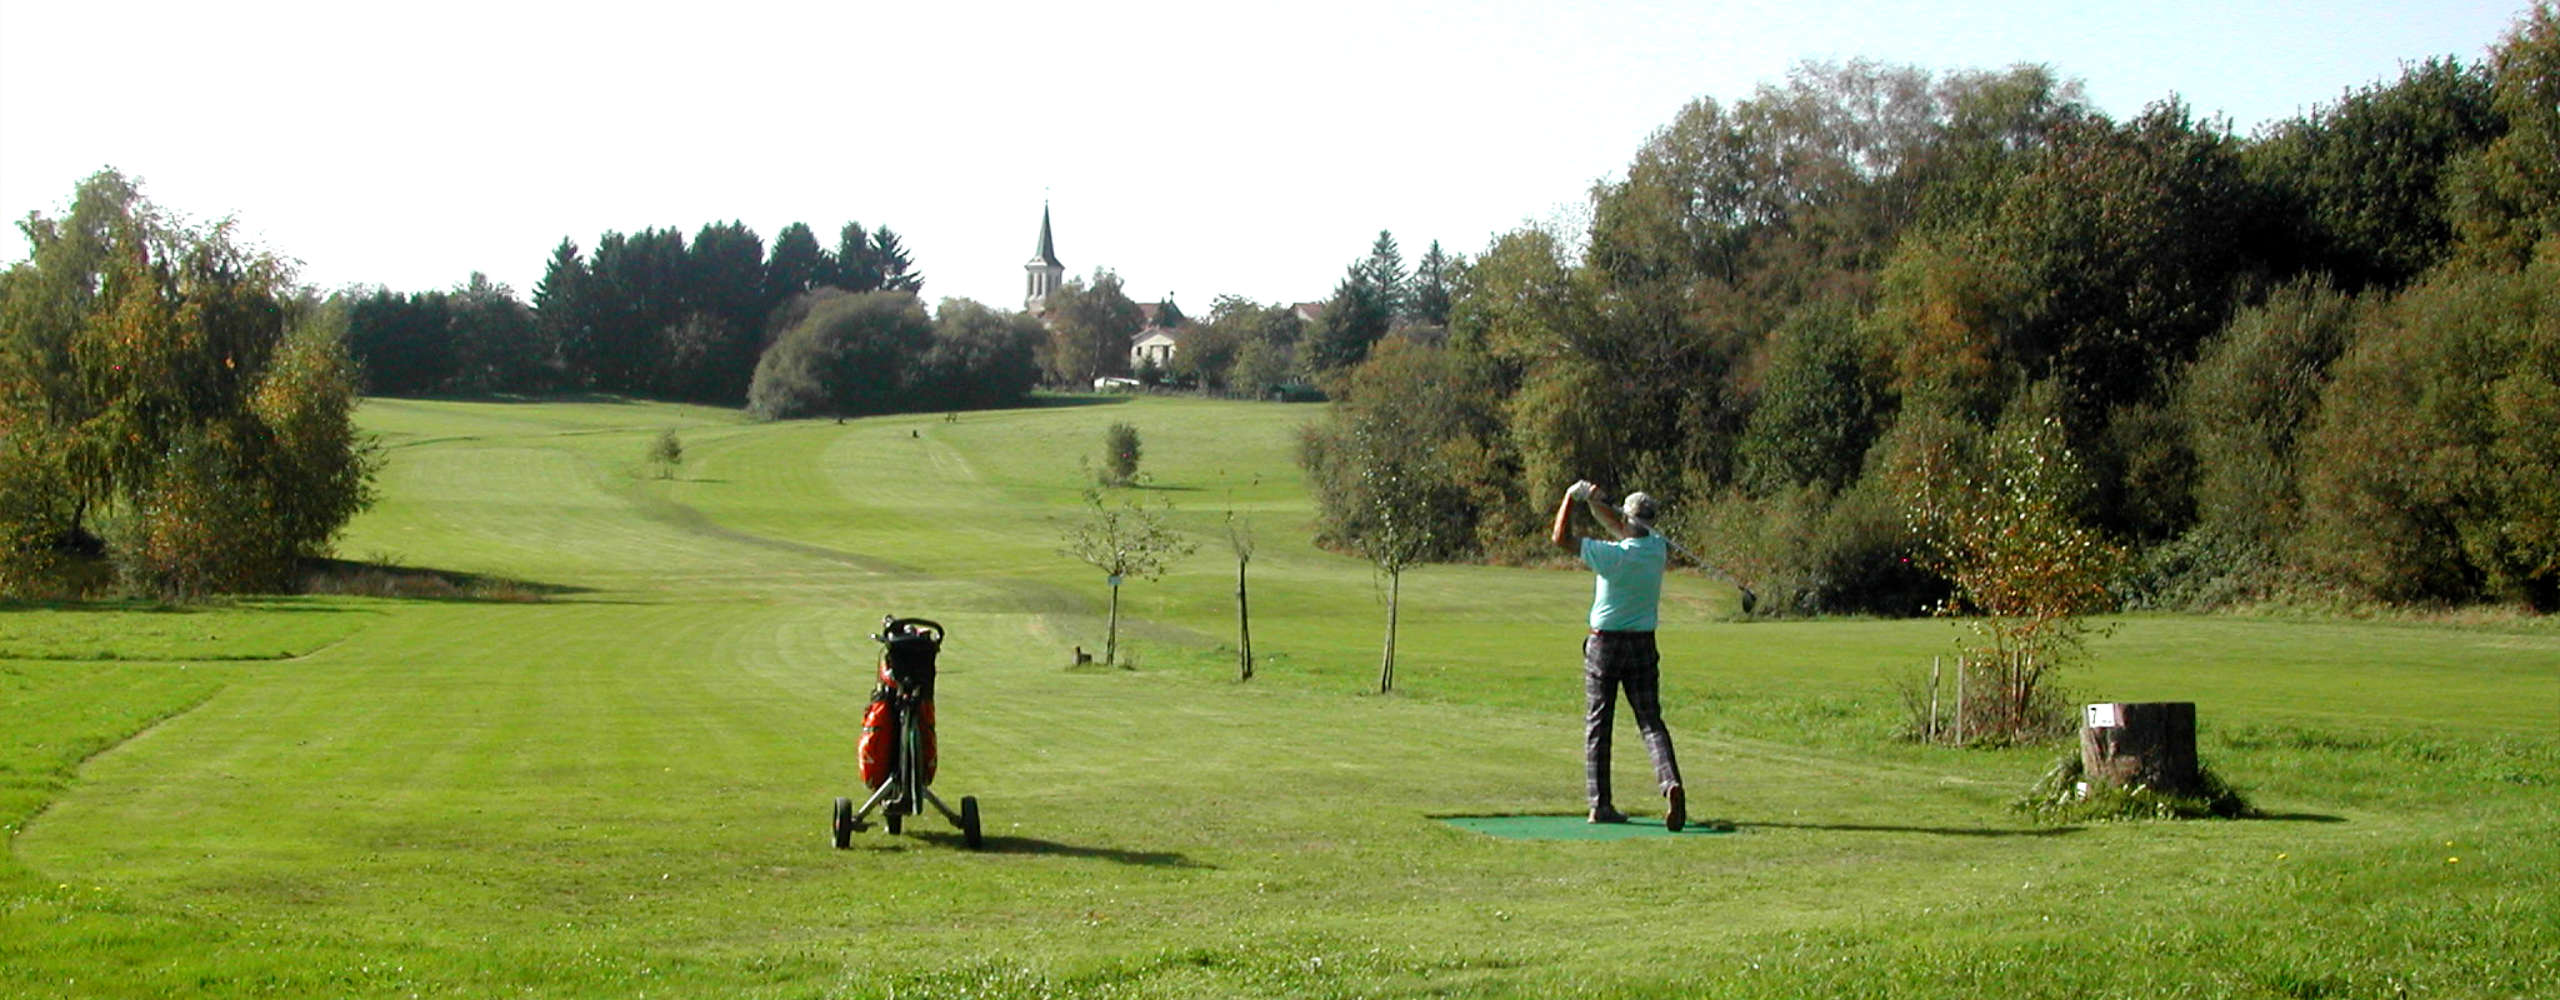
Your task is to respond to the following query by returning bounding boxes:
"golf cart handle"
[874,616,944,645]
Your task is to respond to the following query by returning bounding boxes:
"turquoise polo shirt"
[1580,534,1667,631]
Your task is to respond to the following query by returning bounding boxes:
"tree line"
[0,181,1054,596]
[345,220,904,398]
[1304,4,2559,614]
[10,4,2547,610]
[1101,231,1462,396]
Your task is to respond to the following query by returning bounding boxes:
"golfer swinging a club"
[1550,480,1686,830]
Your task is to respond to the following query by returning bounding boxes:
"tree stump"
[2079,702,2201,797]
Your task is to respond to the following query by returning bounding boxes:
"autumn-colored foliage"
[0,170,375,598]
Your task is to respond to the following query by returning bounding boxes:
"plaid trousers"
[1584,630,1682,809]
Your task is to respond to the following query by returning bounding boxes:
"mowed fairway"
[5,396,2557,998]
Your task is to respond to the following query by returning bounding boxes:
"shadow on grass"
[0,595,397,616]
[2,598,240,615]
[298,558,592,603]
[905,830,1214,868]
[371,391,653,406]
[1735,820,2089,838]
[1024,393,1134,409]
[2246,811,2349,823]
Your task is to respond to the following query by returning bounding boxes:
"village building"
[1022,204,1191,374]
[1130,315,1179,370]
[1024,202,1065,317]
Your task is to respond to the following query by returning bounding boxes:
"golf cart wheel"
[960,796,983,850]
[832,797,853,849]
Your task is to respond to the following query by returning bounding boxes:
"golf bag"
[857,620,939,789]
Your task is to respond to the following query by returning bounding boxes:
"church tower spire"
[1025,201,1064,315]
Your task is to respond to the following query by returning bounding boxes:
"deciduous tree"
[2246,57,2497,291]
[1898,393,2126,741]
[1057,488,1194,667]
[0,169,375,597]
[1040,270,1143,384]
[1300,339,1486,690]
[746,290,934,420]
[918,298,1044,410]
[2447,2,2560,268]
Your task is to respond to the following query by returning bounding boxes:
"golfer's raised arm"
[1550,489,1580,554]
[1587,497,1632,540]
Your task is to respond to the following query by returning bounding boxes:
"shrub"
[746,290,934,420]
[2137,278,2362,608]
[1300,339,1500,559]
[1683,476,1938,618]
[1690,485,1823,616]
[111,429,293,598]
[2295,242,2560,608]
[1897,388,2127,743]
[2016,752,2254,821]
[1100,422,1142,487]
[648,430,683,479]
[0,439,81,598]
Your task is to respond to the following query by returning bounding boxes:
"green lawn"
[4,395,2554,998]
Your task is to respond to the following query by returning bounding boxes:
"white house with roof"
[1130,325,1180,369]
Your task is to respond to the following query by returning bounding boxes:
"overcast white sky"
[0,1,2532,313]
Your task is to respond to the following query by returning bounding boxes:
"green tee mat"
[1437,814,1740,840]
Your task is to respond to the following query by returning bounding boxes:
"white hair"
[1620,491,1658,536]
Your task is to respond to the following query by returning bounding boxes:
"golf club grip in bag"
[857,697,936,789]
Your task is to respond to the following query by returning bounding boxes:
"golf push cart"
[833,615,983,849]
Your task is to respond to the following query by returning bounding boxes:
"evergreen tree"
[762,222,832,319]
[450,273,542,392]
[532,237,594,386]
[1411,240,1458,327]
[584,227,687,394]
[669,221,765,403]
[345,287,456,395]
[868,226,924,293]
[827,222,925,293]
[1362,230,1410,323]
[1302,264,1391,373]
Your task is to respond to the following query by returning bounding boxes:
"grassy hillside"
[4,395,2554,998]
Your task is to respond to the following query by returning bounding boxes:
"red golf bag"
[858,697,936,789]
[856,620,939,789]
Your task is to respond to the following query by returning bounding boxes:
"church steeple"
[1025,202,1064,315]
